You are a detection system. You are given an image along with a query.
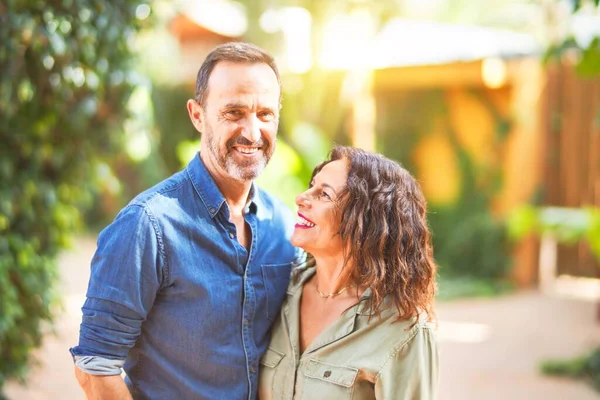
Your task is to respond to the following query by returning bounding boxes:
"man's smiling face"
[194,61,280,181]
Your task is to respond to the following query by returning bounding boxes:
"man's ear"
[187,99,204,133]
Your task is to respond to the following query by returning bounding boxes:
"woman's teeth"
[297,216,315,227]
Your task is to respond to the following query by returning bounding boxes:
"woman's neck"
[311,254,356,296]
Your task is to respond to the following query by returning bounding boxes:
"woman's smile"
[295,212,315,229]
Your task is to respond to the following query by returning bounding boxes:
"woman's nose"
[295,191,311,208]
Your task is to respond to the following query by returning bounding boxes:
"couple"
[70,43,438,399]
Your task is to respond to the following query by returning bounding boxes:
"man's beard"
[205,128,275,181]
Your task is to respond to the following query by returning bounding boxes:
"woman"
[259,146,438,399]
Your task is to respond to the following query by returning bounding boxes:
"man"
[70,42,297,400]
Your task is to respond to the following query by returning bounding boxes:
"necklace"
[315,283,356,298]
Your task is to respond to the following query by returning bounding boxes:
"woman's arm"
[374,323,439,399]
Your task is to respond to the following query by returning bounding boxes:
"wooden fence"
[542,61,600,277]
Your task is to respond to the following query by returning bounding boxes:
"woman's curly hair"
[309,145,437,323]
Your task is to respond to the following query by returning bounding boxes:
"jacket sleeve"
[374,322,439,399]
[70,204,165,374]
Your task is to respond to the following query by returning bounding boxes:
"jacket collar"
[285,266,364,354]
[284,264,424,355]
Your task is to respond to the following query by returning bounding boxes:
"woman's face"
[291,159,348,256]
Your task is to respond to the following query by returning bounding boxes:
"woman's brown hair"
[309,146,437,323]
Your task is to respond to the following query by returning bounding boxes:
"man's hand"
[74,366,133,400]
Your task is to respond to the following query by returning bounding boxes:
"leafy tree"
[544,0,600,77]
[0,0,150,394]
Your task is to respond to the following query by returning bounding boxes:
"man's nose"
[241,114,262,143]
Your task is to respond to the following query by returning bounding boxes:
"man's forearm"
[74,366,133,400]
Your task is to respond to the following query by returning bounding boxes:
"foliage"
[0,0,150,393]
[151,83,197,174]
[544,0,600,77]
[541,347,600,392]
[376,89,513,282]
[85,84,183,229]
[507,206,600,262]
[436,275,512,301]
[430,209,512,280]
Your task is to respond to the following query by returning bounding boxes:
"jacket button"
[323,370,331,378]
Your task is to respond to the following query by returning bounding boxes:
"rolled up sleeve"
[70,204,165,375]
[375,323,439,399]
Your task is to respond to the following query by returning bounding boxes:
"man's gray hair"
[194,42,281,107]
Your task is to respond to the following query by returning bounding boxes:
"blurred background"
[1,0,600,399]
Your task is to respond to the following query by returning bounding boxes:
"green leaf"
[586,208,600,262]
[575,37,600,78]
[506,204,538,240]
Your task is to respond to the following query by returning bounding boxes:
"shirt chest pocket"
[302,359,359,400]
[261,263,292,320]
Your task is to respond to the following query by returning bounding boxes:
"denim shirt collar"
[186,152,263,219]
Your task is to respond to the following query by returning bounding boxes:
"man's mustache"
[226,136,267,148]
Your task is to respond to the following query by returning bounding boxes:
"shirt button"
[209,207,216,214]
[250,365,256,373]
[229,232,235,239]
[323,370,332,378]
[244,319,249,326]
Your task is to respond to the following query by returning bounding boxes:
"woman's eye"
[321,191,331,200]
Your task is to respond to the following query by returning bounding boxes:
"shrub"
[375,89,513,284]
[430,208,512,280]
[541,347,600,392]
[0,0,149,393]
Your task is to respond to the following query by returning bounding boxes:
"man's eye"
[258,111,275,121]
[226,110,242,118]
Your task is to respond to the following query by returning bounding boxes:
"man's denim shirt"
[70,153,297,400]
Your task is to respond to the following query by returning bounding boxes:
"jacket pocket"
[258,348,286,400]
[302,358,359,399]
[260,347,285,368]
[261,263,292,320]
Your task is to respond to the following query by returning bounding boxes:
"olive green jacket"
[258,267,438,400]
